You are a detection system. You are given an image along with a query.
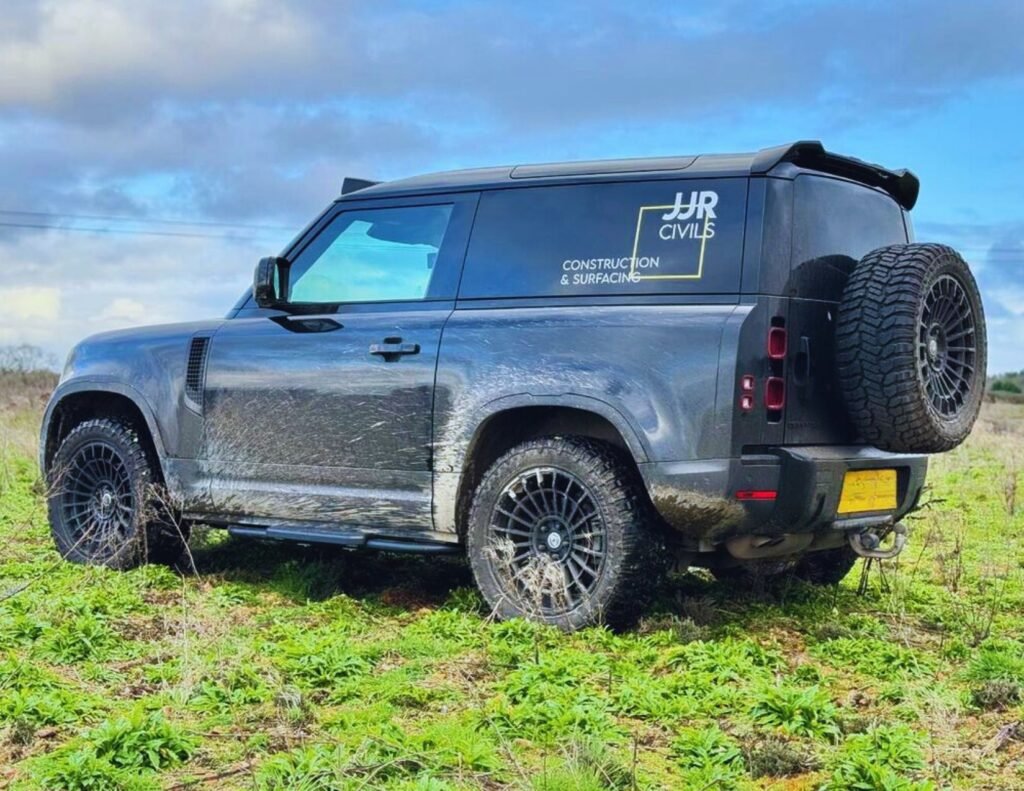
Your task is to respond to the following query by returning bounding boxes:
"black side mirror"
[253,256,287,308]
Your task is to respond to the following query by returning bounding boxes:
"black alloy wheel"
[58,440,136,559]
[489,466,608,615]
[48,418,187,569]
[918,274,977,418]
[467,436,665,631]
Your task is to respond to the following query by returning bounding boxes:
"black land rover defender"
[41,141,986,630]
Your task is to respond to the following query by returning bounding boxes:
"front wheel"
[466,437,664,631]
[47,419,188,569]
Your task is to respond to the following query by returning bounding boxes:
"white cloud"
[0,226,277,361]
[0,0,316,111]
[2,285,60,320]
[97,297,149,323]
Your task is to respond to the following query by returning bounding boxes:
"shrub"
[971,679,1021,710]
[278,635,371,689]
[964,640,1024,683]
[1,687,92,730]
[824,724,932,791]
[992,379,1022,394]
[745,735,817,778]
[443,586,484,613]
[531,739,635,791]
[662,637,784,683]
[35,748,160,791]
[38,613,121,664]
[810,637,932,678]
[254,743,350,790]
[413,717,501,773]
[671,725,744,773]
[88,709,195,771]
[488,650,617,741]
[188,664,273,712]
[750,685,841,740]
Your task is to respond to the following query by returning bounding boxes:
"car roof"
[340,141,920,210]
[344,151,757,199]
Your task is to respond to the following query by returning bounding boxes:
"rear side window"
[790,175,908,301]
[459,179,746,299]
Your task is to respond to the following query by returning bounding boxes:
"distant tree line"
[989,370,1024,399]
[0,344,57,373]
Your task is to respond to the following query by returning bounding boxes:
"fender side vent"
[184,336,210,412]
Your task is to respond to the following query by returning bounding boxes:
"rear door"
[200,193,477,530]
[784,174,909,445]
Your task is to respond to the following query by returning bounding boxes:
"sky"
[1,0,1022,373]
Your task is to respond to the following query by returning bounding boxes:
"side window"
[458,179,746,299]
[288,204,454,304]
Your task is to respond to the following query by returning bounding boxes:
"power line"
[0,220,278,241]
[0,209,295,233]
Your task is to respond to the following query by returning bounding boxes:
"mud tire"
[47,419,188,569]
[836,243,986,453]
[466,437,665,631]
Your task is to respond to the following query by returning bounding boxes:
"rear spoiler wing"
[751,140,920,210]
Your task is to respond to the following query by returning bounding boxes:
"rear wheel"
[47,419,188,569]
[466,437,664,630]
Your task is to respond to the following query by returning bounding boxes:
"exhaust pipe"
[848,522,907,560]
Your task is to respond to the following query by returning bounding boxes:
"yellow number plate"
[837,469,897,515]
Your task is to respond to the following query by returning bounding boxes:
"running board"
[227,523,461,555]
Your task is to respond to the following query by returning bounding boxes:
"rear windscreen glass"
[790,175,908,301]
[459,179,746,299]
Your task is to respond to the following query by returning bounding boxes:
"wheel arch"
[41,381,167,482]
[448,397,649,538]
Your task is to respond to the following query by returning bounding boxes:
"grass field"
[1,374,1022,790]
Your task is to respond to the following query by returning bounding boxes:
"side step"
[227,523,461,555]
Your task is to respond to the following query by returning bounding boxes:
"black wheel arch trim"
[449,392,652,472]
[40,378,168,477]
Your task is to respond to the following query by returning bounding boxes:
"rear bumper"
[640,446,928,545]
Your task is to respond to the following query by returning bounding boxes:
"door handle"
[793,335,811,385]
[369,337,420,361]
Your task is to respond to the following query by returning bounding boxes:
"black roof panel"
[343,141,918,209]
[509,155,697,179]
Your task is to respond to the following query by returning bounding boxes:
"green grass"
[1,378,1023,789]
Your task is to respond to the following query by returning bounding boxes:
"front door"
[199,193,477,532]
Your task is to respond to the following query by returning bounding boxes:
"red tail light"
[765,376,785,410]
[735,490,778,501]
[767,326,788,360]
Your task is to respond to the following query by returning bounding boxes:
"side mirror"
[253,256,287,308]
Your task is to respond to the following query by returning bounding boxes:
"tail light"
[735,490,778,501]
[765,376,786,410]
[738,318,787,420]
[765,318,786,422]
[767,326,787,360]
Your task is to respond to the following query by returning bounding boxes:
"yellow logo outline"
[629,206,711,281]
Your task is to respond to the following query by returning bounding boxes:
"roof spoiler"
[340,177,380,196]
[751,140,920,210]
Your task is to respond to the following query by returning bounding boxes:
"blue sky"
[1,0,1022,372]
